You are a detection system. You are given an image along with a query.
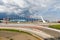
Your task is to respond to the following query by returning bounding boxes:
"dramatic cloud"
[0,0,60,21]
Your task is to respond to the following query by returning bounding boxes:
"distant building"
[10,19,26,22]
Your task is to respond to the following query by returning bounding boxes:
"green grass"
[49,25,60,30]
[0,29,32,35]
[0,29,41,40]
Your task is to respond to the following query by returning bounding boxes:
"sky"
[0,0,60,21]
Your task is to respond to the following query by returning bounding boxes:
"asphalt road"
[0,23,60,40]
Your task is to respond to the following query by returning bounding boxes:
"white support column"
[40,16,46,23]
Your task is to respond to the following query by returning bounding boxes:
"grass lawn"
[49,25,60,30]
[0,29,41,40]
[0,29,33,35]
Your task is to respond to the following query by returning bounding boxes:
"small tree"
[58,21,60,23]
